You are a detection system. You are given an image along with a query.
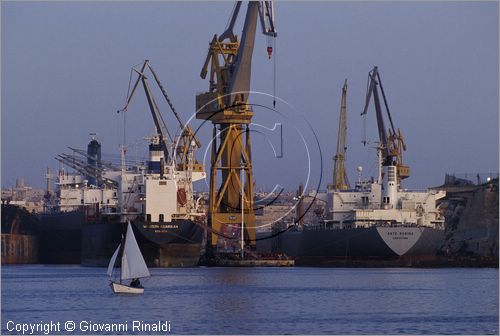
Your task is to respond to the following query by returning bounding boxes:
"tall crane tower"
[361,66,410,183]
[332,79,350,190]
[196,1,276,255]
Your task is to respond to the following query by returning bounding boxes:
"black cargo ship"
[39,209,82,264]
[260,226,444,259]
[42,137,205,267]
[1,204,39,264]
[82,217,203,267]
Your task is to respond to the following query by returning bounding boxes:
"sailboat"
[107,221,150,294]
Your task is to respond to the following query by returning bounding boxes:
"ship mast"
[332,79,350,190]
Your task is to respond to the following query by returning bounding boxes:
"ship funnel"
[87,138,102,186]
[382,165,398,208]
[148,136,165,173]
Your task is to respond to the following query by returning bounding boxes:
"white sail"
[107,243,121,277]
[121,222,150,280]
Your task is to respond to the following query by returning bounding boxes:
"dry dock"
[199,253,294,267]
[294,255,498,268]
[201,259,294,267]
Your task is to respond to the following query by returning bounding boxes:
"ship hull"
[258,226,444,259]
[81,219,123,267]
[1,205,39,264]
[1,234,38,264]
[38,210,82,264]
[82,218,203,267]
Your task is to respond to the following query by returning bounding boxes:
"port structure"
[361,66,410,184]
[332,79,351,191]
[196,1,276,255]
[119,60,203,174]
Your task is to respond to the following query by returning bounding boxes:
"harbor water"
[2,266,498,334]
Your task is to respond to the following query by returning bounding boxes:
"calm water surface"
[2,266,498,334]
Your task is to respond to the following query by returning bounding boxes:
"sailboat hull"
[110,282,144,294]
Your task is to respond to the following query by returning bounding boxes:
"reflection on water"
[2,266,498,334]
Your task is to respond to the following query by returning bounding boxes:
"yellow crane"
[332,79,350,190]
[196,1,276,255]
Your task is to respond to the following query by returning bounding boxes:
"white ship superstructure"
[324,147,446,230]
[51,134,206,221]
[54,170,118,213]
[111,135,206,225]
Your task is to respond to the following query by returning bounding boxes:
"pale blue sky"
[2,1,498,191]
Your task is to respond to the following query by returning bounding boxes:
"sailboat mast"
[118,233,125,284]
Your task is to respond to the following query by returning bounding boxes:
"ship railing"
[363,222,439,229]
[398,188,430,193]
[351,204,383,210]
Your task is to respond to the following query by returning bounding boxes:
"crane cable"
[273,36,277,108]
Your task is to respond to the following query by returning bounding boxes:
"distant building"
[1,178,45,213]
